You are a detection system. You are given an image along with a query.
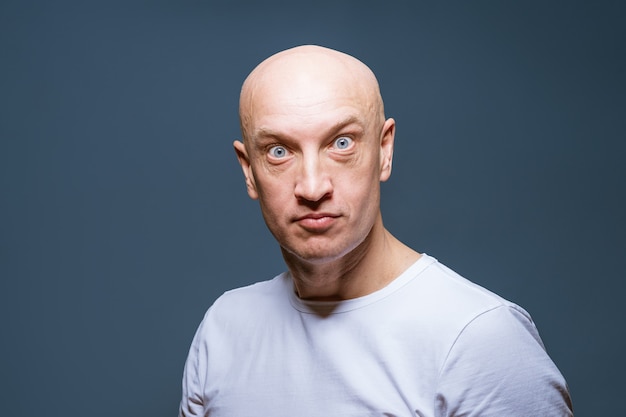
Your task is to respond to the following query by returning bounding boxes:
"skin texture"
[234,45,420,300]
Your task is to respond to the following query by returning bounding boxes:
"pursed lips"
[293,212,340,232]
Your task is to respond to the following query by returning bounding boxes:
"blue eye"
[268,145,288,158]
[334,137,352,149]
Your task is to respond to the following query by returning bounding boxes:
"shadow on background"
[1,1,624,415]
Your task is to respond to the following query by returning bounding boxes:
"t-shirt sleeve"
[434,305,573,416]
[179,316,209,417]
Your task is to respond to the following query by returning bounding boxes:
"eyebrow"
[253,114,365,142]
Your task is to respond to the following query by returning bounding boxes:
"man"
[179,45,573,416]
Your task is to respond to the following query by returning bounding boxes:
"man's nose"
[294,154,333,203]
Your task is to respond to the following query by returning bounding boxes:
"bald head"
[239,45,385,143]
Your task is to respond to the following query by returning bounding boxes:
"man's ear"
[379,118,395,182]
[233,140,259,200]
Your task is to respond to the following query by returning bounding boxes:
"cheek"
[255,178,292,218]
[339,166,381,210]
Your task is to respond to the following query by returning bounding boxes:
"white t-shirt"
[180,254,572,416]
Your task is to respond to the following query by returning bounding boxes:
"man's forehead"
[251,80,371,115]
[240,45,384,141]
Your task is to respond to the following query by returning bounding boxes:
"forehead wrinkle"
[247,83,379,139]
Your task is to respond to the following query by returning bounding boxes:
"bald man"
[179,45,573,416]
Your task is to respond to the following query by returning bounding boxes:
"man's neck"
[283,223,421,301]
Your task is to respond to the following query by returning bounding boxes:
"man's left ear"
[379,118,395,182]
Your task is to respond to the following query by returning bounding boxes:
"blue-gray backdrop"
[1,1,624,415]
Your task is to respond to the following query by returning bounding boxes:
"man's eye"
[268,145,288,158]
[333,137,353,150]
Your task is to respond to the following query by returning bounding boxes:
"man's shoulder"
[203,272,291,321]
[417,256,507,302]
[221,272,288,299]
[409,255,532,329]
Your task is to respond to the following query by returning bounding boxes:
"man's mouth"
[294,213,339,232]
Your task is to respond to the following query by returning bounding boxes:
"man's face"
[235,64,394,265]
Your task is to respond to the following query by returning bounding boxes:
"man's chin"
[279,240,359,266]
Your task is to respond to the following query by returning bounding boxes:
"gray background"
[1,1,624,415]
